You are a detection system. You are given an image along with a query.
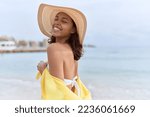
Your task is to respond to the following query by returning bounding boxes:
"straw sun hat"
[38,3,87,44]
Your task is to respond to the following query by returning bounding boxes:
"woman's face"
[51,12,75,39]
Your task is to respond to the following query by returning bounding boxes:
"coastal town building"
[0,35,95,53]
[0,36,17,50]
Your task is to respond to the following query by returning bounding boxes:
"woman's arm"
[47,44,64,80]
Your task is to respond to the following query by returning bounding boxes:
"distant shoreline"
[0,48,46,53]
[0,44,96,54]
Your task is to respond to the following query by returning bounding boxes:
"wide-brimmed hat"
[38,3,87,44]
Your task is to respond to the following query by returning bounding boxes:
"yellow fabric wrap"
[36,68,92,100]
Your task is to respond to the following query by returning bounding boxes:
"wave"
[0,78,40,100]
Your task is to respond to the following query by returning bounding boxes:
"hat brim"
[38,4,87,44]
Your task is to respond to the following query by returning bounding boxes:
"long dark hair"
[48,21,83,61]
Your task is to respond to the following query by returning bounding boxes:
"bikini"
[64,76,80,96]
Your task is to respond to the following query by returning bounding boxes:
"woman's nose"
[54,20,61,25]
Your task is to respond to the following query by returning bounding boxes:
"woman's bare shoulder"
[47,43,74,64]
[47,43,61,52]
[47,44,63,60]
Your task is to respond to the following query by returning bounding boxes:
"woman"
[36,4,91,100]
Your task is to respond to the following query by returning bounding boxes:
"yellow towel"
[36,68,92,100]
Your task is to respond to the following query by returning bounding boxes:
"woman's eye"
[62,20,68,23]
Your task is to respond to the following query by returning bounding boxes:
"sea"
[0,46,150,100]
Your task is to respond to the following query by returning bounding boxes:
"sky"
[0,0,150,47]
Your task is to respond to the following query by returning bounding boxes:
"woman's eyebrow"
[62,17,69,20]
[55,15,70,21]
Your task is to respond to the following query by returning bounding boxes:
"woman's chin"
[51,33,61,37]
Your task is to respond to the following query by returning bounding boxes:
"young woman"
[36,4,91,100]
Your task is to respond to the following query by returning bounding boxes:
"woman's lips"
[53,27,61,31]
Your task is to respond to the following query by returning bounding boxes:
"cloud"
[0,0,150,46]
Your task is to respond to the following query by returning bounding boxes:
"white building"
[0,36,17,50]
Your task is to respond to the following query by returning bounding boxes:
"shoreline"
[0,45,96,54]
[0,48,46,53]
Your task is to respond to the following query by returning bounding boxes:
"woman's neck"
[55,37,69,44]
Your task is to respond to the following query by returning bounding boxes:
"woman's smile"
[53,25,62,32]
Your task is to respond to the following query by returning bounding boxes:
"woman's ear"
[71,27,76,34]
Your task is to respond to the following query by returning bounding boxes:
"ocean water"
[0,46,150,99]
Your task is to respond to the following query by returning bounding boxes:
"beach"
[0,46,150,99]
